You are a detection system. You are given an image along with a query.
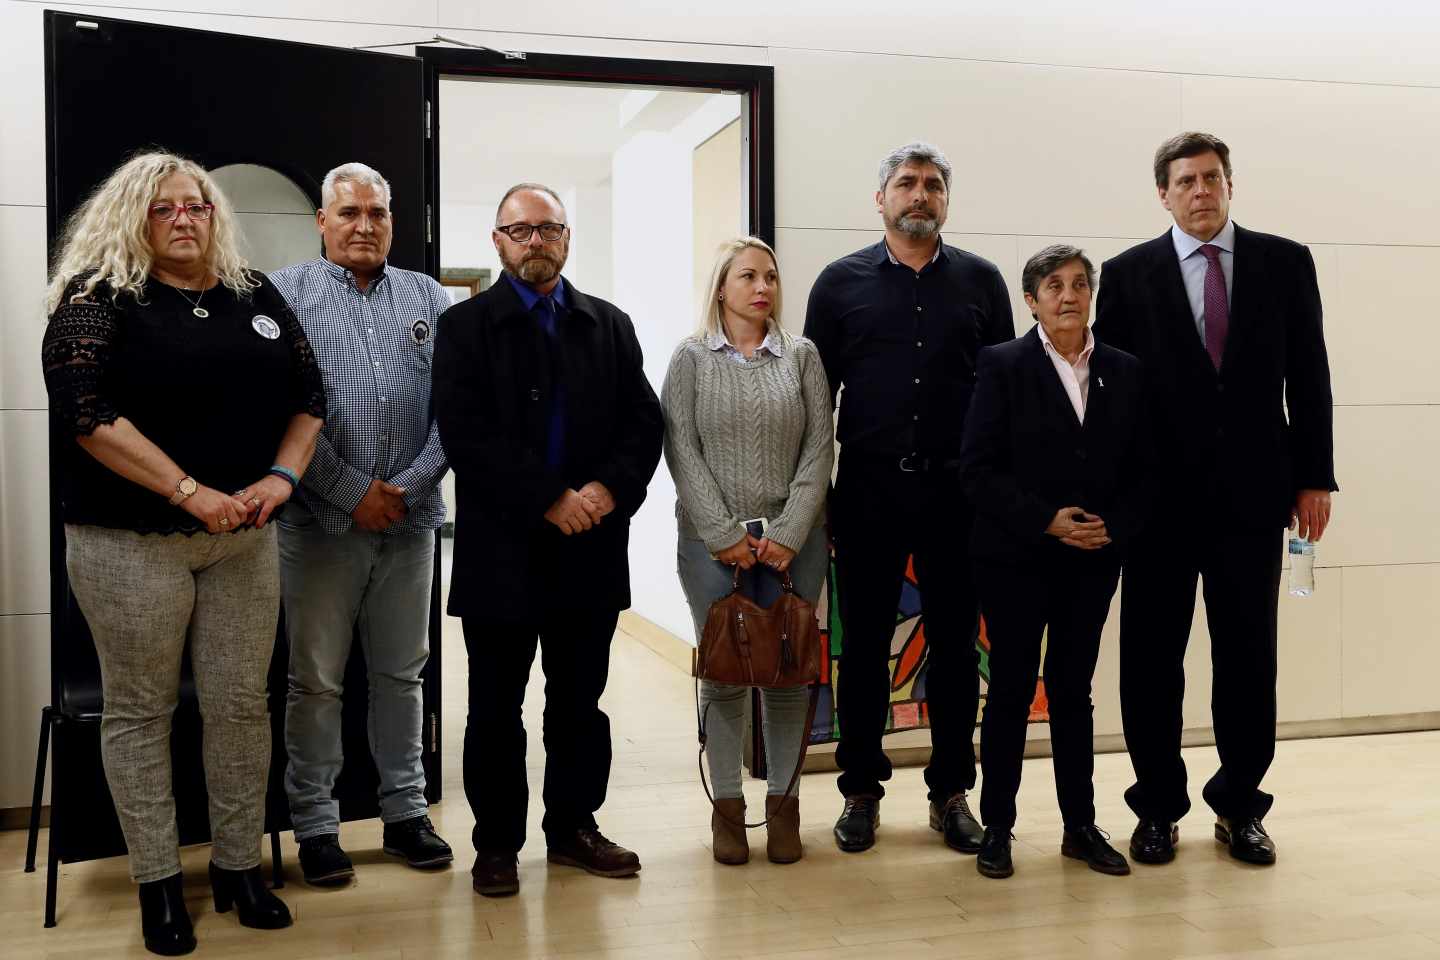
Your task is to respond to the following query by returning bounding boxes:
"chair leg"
[43,717,60,929]
[25,706,52,873]
[270,830,284,889]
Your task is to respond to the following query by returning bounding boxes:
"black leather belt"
[847,452,963,474]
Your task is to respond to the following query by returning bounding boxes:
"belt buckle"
[898,455,918,473]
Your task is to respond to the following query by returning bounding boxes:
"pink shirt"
[1036,324,1095,423]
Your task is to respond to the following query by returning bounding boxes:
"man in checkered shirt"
[269,162,453,887]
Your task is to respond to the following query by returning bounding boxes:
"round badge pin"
[251,315,281,340]
[411,319,431,345]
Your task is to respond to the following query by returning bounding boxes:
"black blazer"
[1093,224,1336,530]
[432,275,664,620]
[958,328,1147,563]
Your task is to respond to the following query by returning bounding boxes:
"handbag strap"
[695,675,819,829]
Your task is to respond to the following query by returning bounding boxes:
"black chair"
[24,586,287,929]
[25,530,445,929]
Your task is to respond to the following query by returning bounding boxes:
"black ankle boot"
[208,862,292,930]
[138,872,196,956]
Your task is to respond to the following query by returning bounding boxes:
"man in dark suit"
[959,245,1146,880]
[1093,132,1337,866]
[432,183,664,897]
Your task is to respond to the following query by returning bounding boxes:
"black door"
[43,10,441,862]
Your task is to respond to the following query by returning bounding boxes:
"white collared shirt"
[1036,323,1096,423]
[705,329,786,365]
[1171,218,1235,342]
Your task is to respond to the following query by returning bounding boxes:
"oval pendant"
[192,307,209,318]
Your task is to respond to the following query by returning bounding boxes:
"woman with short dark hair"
[958,244,1147,880]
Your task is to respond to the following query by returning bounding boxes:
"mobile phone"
[743,517,768,540]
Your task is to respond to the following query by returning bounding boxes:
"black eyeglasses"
[496,222,566,243]
[149,202,215,222]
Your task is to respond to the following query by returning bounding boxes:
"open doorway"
[432,75,753,644]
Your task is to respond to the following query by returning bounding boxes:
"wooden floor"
[5,605,1440,960]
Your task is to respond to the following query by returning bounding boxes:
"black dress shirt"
[803,240,1014,460]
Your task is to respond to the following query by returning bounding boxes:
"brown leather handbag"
[693,566,822,827]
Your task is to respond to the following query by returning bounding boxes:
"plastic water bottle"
[1288,536,1315,598]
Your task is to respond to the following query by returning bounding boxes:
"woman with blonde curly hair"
[662,237,833,865]
[42,151,325,955]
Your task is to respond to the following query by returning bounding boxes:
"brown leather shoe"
[711,798,749,865]
[765,794,802,864]
[471,853,519,897]
[546,828,641,878]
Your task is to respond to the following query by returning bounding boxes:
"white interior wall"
[2,0,1437,809]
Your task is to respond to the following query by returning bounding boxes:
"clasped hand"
[1046,506,1111,550]
[544,481,615,535]
[714,533,796,572]
[353,479,408,532]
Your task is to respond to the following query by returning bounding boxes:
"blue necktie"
[535,296,566,469]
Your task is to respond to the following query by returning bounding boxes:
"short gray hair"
[877,141,953,193]
[1021,244,1096,301]
[321,162,392,208]
[495,182,568,226]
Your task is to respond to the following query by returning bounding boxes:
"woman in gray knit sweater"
[662,237,834,865]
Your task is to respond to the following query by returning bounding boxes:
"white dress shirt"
[1036,323,1095,424]
[1171,218,1235,342]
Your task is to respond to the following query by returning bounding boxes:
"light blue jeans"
[278,515,434,839]
[677,525,829,799]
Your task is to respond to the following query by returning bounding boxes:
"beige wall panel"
[0,613,49,809]
[34,0,440,27]
[1277,567,1344,723]
[0,2,45,206]
[772,48,1181,237]
[774,228,1019,337]
[434,1,1440,88]
[0,205,48,411]
[1180,75,1440,247]
[0,410,50,616]
[1329,245,1440,407]
[1323,406,1439,568]
[1341,564,1440,718]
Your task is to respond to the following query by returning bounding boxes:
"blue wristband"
[268,465,299,488]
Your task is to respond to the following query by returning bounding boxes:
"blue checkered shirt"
[269,258,449,535]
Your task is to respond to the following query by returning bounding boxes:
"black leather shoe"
[1215,816,1276,865]
[298,834,354,886]
[1129,819,1179,864]
[929,792,983,854]
[383,815,455,869]
[472,852,520,897]
[209,863,292,930]
[833,795,880,853]
[976,826,1014,879]
[1061,824,1131,876]
[546,828,641,878]
[138,872,196,956]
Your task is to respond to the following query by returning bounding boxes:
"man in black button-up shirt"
[804,141,1014,856]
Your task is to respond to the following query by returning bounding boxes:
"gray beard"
[895,214,940,239]
[516,256,561,284]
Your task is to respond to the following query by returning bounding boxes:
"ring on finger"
[249,498,261,507]
[219,517,230,528]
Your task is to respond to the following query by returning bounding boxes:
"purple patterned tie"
[1199,243,1228,370]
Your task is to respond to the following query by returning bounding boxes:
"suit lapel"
[1144,232,1216,378]
[1082,344,1109,436]
[1222,224,1263,371]
[1024,327,1083,432]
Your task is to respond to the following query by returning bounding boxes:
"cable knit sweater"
[661,334,834,553]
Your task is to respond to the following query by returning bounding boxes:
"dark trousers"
[831,456,980,802]
[977,552,1120,830]
[461,608,619,855]
[1119,526,1283,823]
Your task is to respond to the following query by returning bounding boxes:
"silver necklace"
[172,283,209,318]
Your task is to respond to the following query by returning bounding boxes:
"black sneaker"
[382,815,455,869]
[298,834,354,886]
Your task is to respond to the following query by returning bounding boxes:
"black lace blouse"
[42,272,327,534]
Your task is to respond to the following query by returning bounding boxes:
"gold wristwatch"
[168,475,197,506]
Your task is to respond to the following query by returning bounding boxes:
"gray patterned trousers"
[65,523,279,883]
